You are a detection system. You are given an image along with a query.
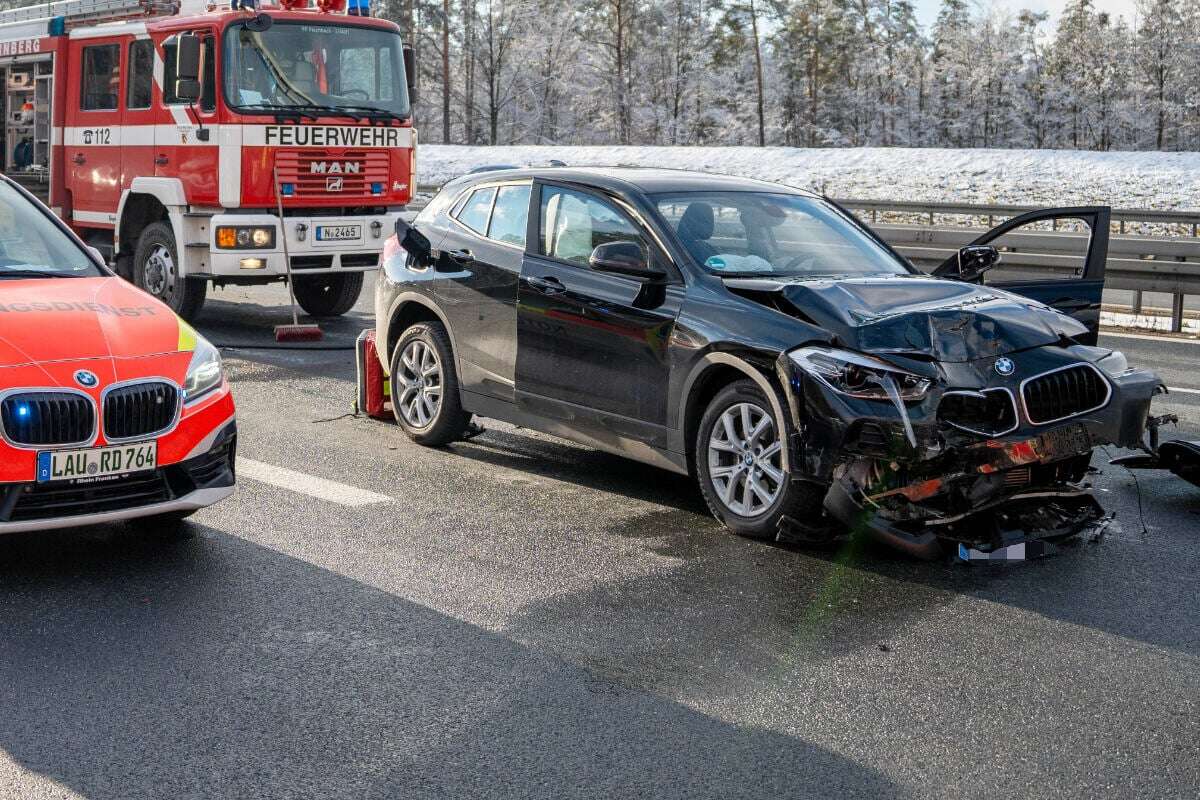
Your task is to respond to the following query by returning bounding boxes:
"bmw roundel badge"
[994,357,1016,377]
[74,369,99,388]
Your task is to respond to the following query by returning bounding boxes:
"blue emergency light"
[281,183,295,196]
[16,404,29,418]
[371,182,384,195]
[230,0,257,9]
[348,0,370,16]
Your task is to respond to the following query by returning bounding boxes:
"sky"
[911,0,1139,28]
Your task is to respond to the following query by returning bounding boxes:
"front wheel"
[390,322,471,446]
[133,221,207,321]
[293,273,364,317]
[695,379,824,540]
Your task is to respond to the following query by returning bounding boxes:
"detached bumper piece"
[0,426,235,530]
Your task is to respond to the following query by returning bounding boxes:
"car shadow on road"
[0,524,900,799]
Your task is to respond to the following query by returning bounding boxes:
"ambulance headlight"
[216,225,276,249]
[184,336,224,403]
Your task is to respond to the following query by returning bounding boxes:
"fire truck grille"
[274,150,390,199]
[103,382,180,441]
[2,392,95,447]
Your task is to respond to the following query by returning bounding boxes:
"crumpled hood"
[725,275,1088,362]
[0,277,181,367]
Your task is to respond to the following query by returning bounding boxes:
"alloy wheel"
[707,401,784,517]
[396,340,442,428]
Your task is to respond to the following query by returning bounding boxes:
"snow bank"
[417,145,1200,210]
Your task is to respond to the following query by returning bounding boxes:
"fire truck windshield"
[223,21,410,120]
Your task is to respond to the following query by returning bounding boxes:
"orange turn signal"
[216,227,237,248]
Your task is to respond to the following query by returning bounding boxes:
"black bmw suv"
[375,167,1163,558]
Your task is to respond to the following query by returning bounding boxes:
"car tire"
[293,273,364,317]
[133,221,207,321]
[695,379,824,540]
[390,321,471,446]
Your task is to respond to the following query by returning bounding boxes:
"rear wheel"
[293,273,364,317]
[390,321,471,446]
[695,379,824,540]
[133,221,207,321]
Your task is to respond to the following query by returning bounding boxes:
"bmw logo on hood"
[73,369,99,388]
[994,357,1016,377]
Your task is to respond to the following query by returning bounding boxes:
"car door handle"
[155,154,169,166]
[72,153,85,165]
[526,275,565,294]
[446,248,474,265]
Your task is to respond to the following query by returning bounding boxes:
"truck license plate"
[315,225,362,242]
[36,442,157,484]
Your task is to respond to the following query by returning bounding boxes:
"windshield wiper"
[332,105,410,123]
[237,103,323,121]
[0,268,87,279]
[248,102,367,121]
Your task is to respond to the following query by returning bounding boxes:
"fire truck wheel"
[293,273,364,317]
[390,321,471,446]
[134,222,207,321]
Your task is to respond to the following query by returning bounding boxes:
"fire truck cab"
[0,0,416,320]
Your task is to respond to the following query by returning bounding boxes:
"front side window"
[223,21,410,118]
[539,186,643,267]
[81,44,119,111]
[127,40,153,109]
[654,191,910,278]
[487,185,531,247]
[0,182,102,277]
[163,34,216,111]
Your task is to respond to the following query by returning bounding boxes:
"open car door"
[934,207,1110,345]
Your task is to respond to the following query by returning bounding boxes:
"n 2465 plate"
[315,224,362,242]
[36,442,157,484]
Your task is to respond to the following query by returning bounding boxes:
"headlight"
[216,225,276,249]
[184,336,224,403]
[1096,349,1129,376]
[789,346,932,401]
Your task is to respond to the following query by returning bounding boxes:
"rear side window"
[539,186,643,266]
[487,185,531,247]
[456,187,496,234]
[127,40,153,109]
[81,44,120,111]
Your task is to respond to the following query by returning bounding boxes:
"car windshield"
[654,191,911,278]
[223,21,410,118]
[0,182,99,278]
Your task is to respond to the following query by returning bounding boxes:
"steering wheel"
[782,254,817,272]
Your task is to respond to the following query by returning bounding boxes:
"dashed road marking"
[239,458,392,507]
[1166,386,1200,396]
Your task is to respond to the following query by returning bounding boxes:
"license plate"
[315,225,362,242]
[36,442,157,484]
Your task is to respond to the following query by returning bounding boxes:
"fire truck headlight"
[216,226,276,250]
[184,336,224,404]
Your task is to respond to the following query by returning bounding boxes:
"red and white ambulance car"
[0,0,416,320]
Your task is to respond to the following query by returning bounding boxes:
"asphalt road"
[1,283,1198,799]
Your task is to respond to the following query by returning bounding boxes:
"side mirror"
[403,44,416,104]
[394,216,432,265]
[86,245,106,267]
[588,241,665,282]
[174,33,202,102]
[937,244,1000,282]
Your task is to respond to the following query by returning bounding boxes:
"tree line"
[381,0,1200,152]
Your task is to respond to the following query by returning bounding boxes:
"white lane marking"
[1166,387,1200,396]
[239,458,392,507]
[1101,330,1200,345]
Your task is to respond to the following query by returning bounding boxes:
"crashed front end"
[777,342,1162,559]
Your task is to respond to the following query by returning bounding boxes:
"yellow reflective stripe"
[177,317,198,352]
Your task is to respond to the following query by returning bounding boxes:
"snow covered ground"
[418,145,1200,210]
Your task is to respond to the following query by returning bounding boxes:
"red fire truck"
[0,0,415,320]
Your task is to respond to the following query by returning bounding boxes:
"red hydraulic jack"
[355,330,392,420]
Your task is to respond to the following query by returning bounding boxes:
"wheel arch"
[115,179,185,257]
[384,293,459,377]
[678,351,792,474]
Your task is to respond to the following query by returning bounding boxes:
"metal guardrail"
[409,187,1200,331]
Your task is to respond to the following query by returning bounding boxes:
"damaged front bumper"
[776,343,1163,559]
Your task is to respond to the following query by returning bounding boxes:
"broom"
[273,164,323,342]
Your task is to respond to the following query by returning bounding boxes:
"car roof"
[445,166,819,199]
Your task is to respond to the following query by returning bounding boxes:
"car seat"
[677,202,718,264]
